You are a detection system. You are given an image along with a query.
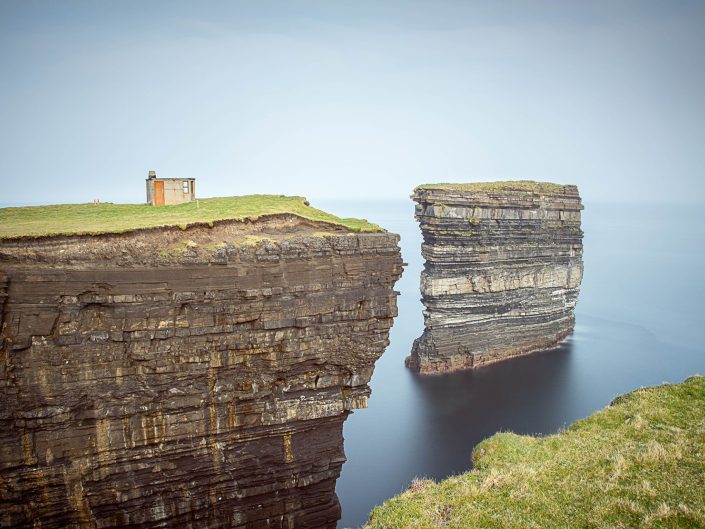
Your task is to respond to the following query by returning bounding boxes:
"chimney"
[148,170,156,179]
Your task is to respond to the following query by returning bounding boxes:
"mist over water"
[313,198,705,529]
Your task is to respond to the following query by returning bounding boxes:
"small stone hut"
[145,171,196,206]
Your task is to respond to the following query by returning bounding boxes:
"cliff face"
[0,215,402,528]
[408,182,583,374]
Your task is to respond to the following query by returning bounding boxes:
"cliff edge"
[0,206,402,528]
[408,181,583,373]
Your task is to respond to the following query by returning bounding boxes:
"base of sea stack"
[406,323,574,374]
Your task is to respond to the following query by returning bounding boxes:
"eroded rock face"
[0,216,402,528]
[408,183,583,374]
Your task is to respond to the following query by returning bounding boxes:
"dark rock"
[0,217,402,528]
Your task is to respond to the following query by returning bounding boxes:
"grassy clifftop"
[414,181,571,194]
[364,376,705,529]
[0,195,381,239]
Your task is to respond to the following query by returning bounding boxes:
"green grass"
[0,195,381,239]
[364,375,705,529]
[414,181,570,194]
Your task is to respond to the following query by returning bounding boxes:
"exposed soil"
[0,213,359,266]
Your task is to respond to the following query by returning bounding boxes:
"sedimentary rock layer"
[408,182,583,373]
[0,215,402,528]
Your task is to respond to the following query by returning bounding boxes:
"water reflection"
[410,340,575,476]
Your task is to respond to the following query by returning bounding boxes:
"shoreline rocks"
[408,181,584,374]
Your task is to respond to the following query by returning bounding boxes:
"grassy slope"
[0,195,381,239]
[414,181,569,194]
[365,376,705,529]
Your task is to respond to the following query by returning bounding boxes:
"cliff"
[0,213,402,528]
[408,181,583,373]
[365,376,705,528]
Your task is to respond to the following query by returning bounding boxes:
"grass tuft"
[414,180,571,194]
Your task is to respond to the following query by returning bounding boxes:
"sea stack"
[408,181,583,374]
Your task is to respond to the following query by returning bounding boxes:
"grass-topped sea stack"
[408,181,584,373]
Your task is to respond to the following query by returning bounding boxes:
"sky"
[1,0,704,205]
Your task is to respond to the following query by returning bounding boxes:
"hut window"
[183,181,189,193]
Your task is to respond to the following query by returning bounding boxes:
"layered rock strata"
[0,214,402,528]
[408,182,583,373]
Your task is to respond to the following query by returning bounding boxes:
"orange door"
[154,181,164,206]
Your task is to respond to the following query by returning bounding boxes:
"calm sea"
[313,199,705,529]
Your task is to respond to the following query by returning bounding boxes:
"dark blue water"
[313,199,705,529]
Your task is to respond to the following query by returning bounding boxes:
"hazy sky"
[1,1,704,205]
